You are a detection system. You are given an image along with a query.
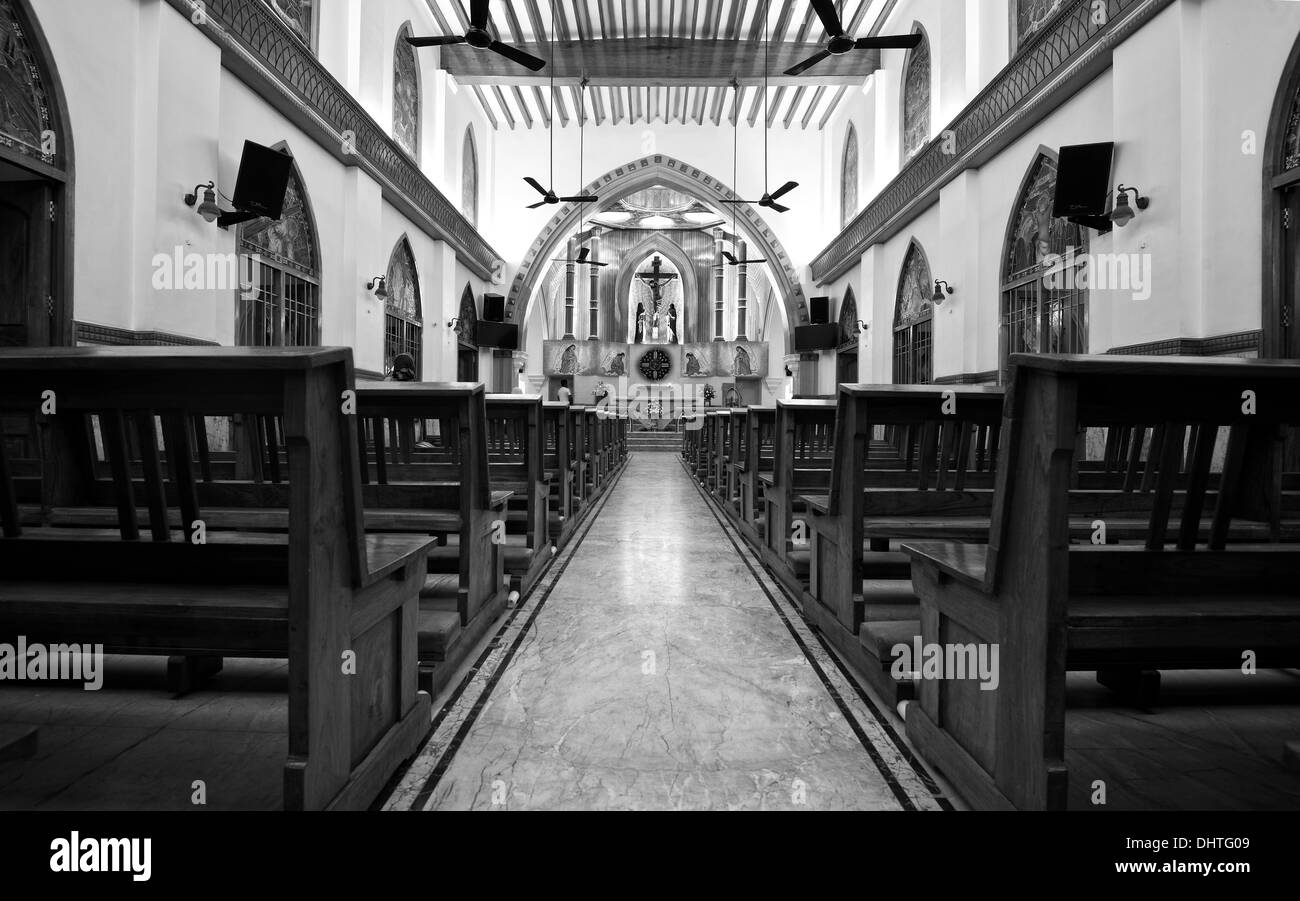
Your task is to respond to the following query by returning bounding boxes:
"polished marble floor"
[385,453,948,811]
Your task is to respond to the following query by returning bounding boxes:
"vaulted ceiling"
[420,1,897,130]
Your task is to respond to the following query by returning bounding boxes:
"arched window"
[1264,32,1300,359]
[393,24,420,161]
[237,162,321,347]
[893,240,933,385]
[262,0,316,51]
[454,284,478,348]
[1013,0,1068,53]
[901,26,931,161]
[462,127,479,228]
[841,123,859,229]
[839,286,859,349]
[384,236,422,378]
[999,150,1090,378]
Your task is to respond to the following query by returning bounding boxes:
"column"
[563,237,577,340]
[736,238,749,340]
[587,226,601,339]
[783,354,801,400]
[713,228,726,341]
[512,350,529,393]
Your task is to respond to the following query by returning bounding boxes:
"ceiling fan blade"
[766,200,791,214]
[527,200,549,210]
[559,195,599,203]
[469,0,490,30]
[784,49,832,77]
[718,199,758,204]
[589,261,609,268]
[746,259,769,265]
[576,247,590,263]
[768,181,799,201]
[406,35,466,47]
[523,176,548,195]
[721,251,738,265]
[854,34,924,50]
[489,40,547,72]
[809,0,845,37]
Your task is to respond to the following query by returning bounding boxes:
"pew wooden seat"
[902,354,1300,810]
[0,347,432,811]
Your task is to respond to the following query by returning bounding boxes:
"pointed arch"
[455,283,478,348]
[236,145,322,347]
[999,147,1090,380]
[1,0,75,345]
[841,123,859,229]
[894,239,934,384]
[613,233,700,344]
[1262,29,1300,359]
[506,154,808,350]
[462,126,479,228]
[393,22,421,162]
[384,234,422,377]
[901,23,932,162]
[838,286,859,350]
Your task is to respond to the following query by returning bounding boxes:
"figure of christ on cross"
[634,255,679,344]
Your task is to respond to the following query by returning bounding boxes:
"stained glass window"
[1000,152,1090,372]
[841,124,859,229]
[1015,0,1068,50]
[0,0,55,165]
[902,30,930,161]
[839,287,859,349]
[263,0,315,50]
[462,128,478,227]
[455,285,478,348]
[238,166,320,347]
[393,25,420,161]
[894,241,933,385]
[1284,86,1300,172]
[384,237,423,378]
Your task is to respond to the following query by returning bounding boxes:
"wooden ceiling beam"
[800,84,826,129]
[492,85,516,129]
[471,85,498,129]
[818,85,848,130]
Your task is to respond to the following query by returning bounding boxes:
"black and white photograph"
[1,0,1298,882]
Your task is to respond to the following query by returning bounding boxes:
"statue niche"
[629,254,683,345]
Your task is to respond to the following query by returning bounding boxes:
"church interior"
[2,0,1300,817]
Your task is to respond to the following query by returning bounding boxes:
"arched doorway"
[837,287,860,384]
[1264,32,1300,360]
[383,235,422,378]
[894,240,934,385]
[0,0,73,348]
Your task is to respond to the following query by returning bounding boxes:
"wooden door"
[837,348,859,385]
[0,182,54,348]
[457,346,478,382]
[1282,186,1300,359]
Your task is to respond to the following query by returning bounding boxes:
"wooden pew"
[485,395,552,596]
[903,354,1300,810]
[797,385,1005,703]
[723,407,748,518]
[0,346,433,811]
[759,399,838,595]
[543,401,576,548]
[737,407,776,546]
[354,383,511,696]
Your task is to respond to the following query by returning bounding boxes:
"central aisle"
[386,453,948,811]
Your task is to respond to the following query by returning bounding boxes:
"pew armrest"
[799,494,830,516]
[489,490,513,510]
[902,541,988,591]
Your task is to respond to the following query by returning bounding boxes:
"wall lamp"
[932,280,955,305]
[447,318,462,330]
[184,182,222,223]
[1110,185,1150,227]
[855,320,869,335]
[367,276,388,299]
[183,180,259,229]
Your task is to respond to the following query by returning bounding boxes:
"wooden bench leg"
[1096,666,1161,706]
[166,655,224,696]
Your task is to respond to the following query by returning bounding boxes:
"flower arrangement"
[703,384,716,406]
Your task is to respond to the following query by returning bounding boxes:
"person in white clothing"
[557,380,572,404]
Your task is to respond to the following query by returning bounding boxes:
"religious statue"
[634,302,646,344]
[733,346,752,377]
[668,304,678,344]
[601,351,626,376]
[634,255,679,343]
[559,343,578,375]
[684,352,703,377]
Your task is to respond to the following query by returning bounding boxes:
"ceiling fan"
[785,0,923,77]
[525,18,598,210]
[405,0,546,72]
[552,246,608,268]
[721,3,797,217]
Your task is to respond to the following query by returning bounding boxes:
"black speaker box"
[483,294,506,322]
[794,324,839,352]
[1053,142,1114,227]
[476,321,518,350]
[232,141,295,220]
[809,296,831,324]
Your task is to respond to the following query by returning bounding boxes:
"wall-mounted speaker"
[483,293,506,322]
[476,321,518,350]
[794,324,839,352]
[231,141,295,221]
[809,296,831,324]
[1053,142,1114,230]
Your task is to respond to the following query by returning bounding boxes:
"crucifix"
[635,255,679,343]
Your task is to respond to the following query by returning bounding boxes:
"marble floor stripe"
[384,453,948,811]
